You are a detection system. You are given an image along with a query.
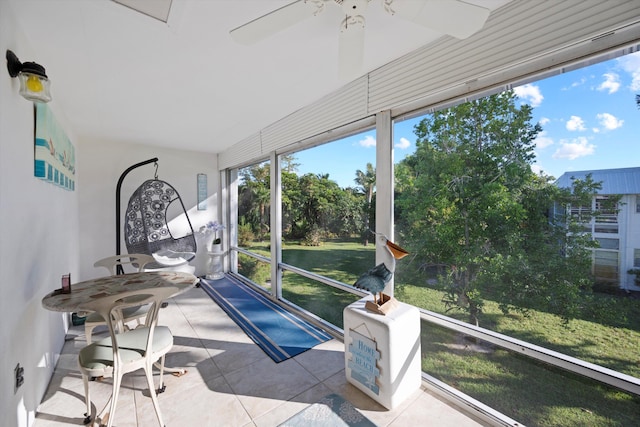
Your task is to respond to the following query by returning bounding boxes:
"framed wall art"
[197,173,207,210]
[34,103,75,191]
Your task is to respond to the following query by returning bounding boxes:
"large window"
[596,237,619,250]
[236,160,271,290]
[594,195,619,233]
[594,249,619,283]
[391,52,640,426]
[229,50,640,426]
[278,135,377,326]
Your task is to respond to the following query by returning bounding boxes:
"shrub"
[238,222,255,247]
[302,226,322,246]
[238,253,271,285]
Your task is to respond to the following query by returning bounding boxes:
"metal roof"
[555,167,640,195]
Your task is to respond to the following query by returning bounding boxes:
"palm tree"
[252,184,271,235]
[239,162,270,237]
[355,163,376,246]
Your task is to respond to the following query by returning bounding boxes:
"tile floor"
[33,285,489,426]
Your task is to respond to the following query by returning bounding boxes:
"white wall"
[77,139,218,280]
[622,195,640,291]
[1,4,219,425]
[1,4,79,426]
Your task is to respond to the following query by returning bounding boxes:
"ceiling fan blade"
[230,1,323,45]
[339,14,366,79]
[390,0,490,39]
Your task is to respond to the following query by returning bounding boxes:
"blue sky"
[294,51,640,188]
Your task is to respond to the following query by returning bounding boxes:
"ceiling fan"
[229,0,490,79]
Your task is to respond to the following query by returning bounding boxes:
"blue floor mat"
[200,276,333,363]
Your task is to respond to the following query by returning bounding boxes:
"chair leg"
[144,361,165,427]
[157,354,166,394]
[105,373,123,427]
[82,373,92,425]
[95,391,112,426]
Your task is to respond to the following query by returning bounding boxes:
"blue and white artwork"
[34,103,75,191]
[348,329,381,395]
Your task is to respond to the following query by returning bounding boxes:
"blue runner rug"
[200,276,333,363]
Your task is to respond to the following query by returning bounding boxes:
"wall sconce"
[6,49,52,103]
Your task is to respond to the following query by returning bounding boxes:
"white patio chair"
[84,254,155,344]
[93,253,156,275]
[77,286,177,427]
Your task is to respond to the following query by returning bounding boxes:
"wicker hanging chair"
[124,179,197,269]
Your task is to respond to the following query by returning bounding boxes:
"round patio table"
[42,271,198,314]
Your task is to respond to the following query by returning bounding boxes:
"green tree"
[265,155,365,241]
[354,163,376,245]
[395,91,606,326]
[299,173,342,231]
[281,167,302,237]
[281,154,300,173]
[239,162,270,238]
[479,173,609,322]
[328,187,365,238]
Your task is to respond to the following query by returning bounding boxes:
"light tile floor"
[33,285,489,426]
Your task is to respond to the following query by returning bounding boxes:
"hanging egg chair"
[124,179,197,269]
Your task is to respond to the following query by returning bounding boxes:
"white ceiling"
[7,0,509,154]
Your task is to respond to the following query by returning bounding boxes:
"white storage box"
[343,295,422,409]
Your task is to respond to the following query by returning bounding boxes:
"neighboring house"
[555,167,640,292]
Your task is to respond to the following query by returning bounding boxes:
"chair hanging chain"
[154,162,159,180]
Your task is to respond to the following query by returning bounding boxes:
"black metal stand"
[115,158,158,275]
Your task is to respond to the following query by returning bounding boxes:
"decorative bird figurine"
[353,232,409,306]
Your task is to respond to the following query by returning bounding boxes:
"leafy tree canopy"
[395,91,610,326]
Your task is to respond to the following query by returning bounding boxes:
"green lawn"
[239,240,640,426]
[242,240,373,327]
[396,284,640,426]
[282,242,375,328]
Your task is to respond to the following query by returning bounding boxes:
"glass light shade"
[17,72,52,103]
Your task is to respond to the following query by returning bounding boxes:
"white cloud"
[514,84,543,107]
[552,137,595,160]
[596,112,624,130]
[359,135,376,148]
[566,115,586,131]
[395,137,411,150]
[539,117,550,126]
[570,76,588,88]
[617,51,640,91]
[631,74,640,92]
[563,75,595,91]
[534,130,554,149]
[597,72,620,94]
